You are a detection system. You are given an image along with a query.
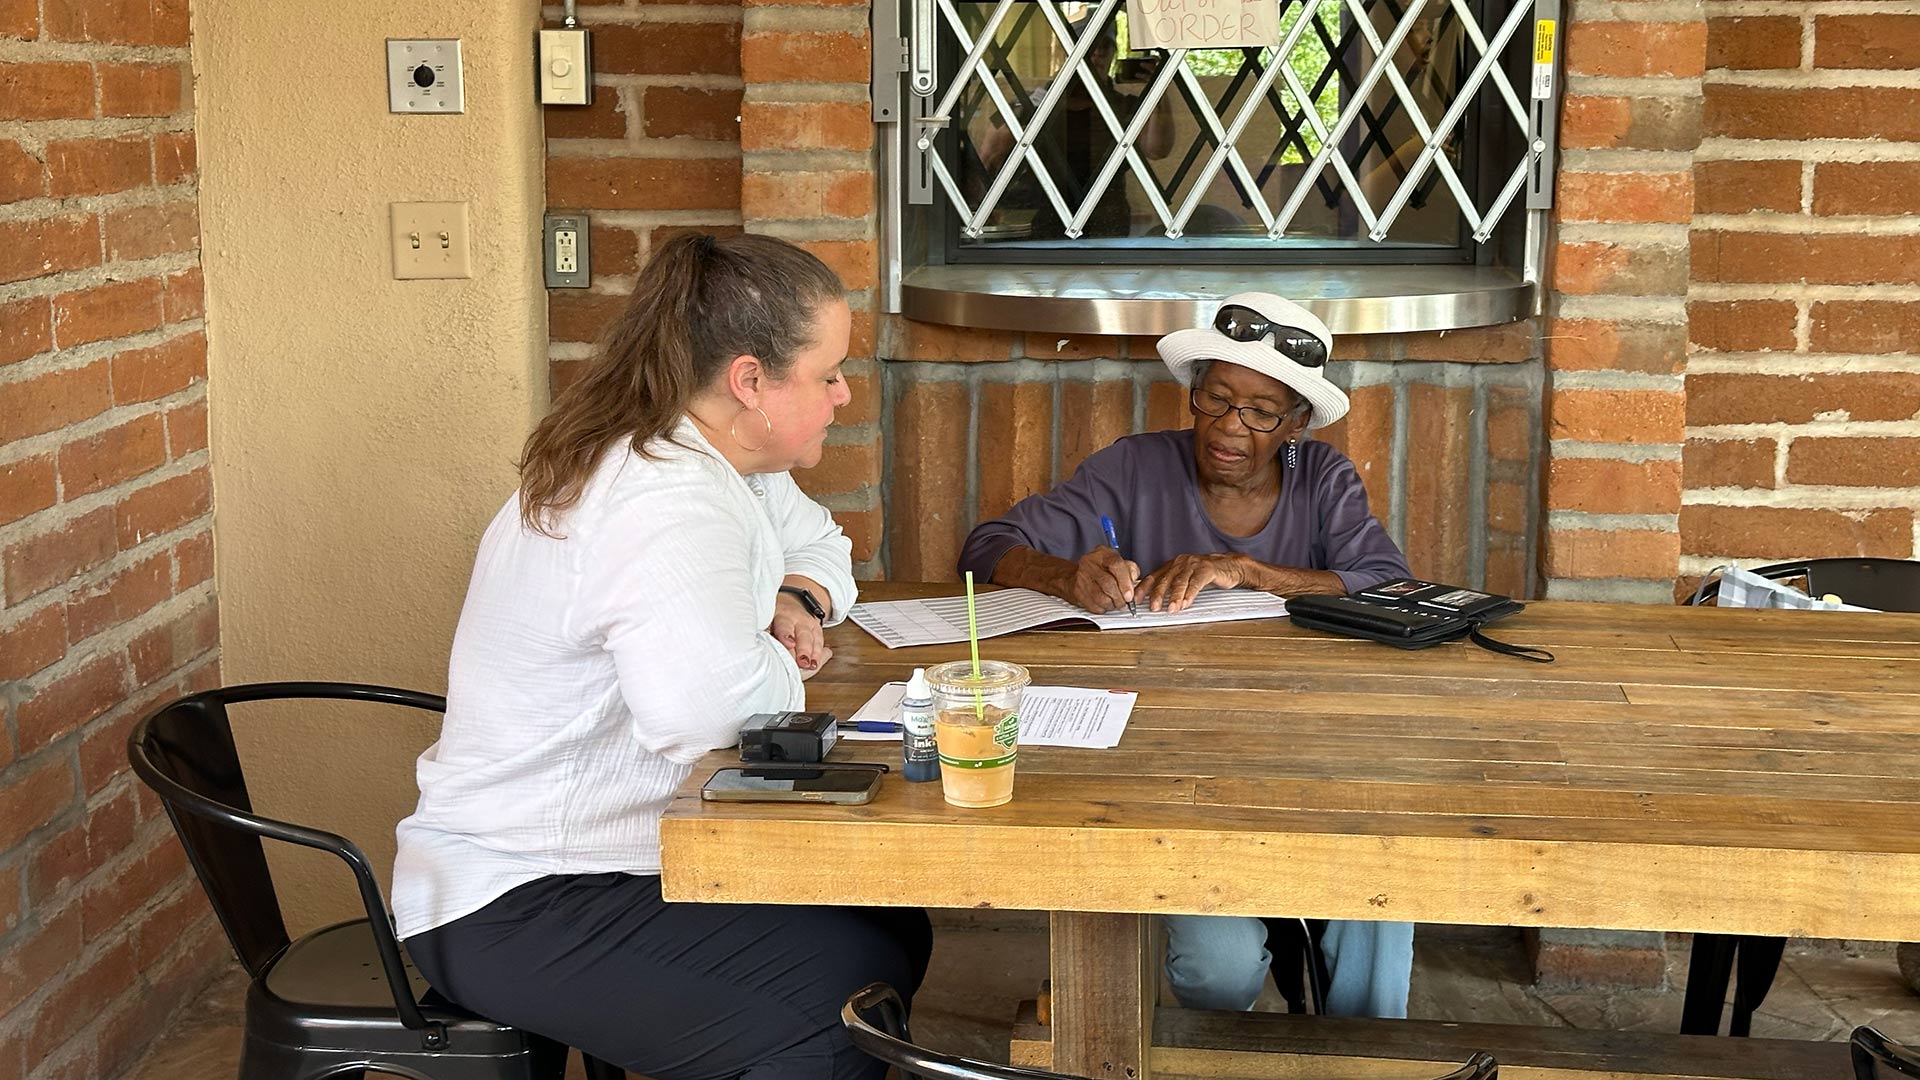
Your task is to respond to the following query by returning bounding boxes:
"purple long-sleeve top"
[958,430,1409,594]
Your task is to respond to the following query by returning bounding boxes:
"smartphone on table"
[701,765,882,805]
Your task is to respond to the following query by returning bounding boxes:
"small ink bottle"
[900,667,940,782]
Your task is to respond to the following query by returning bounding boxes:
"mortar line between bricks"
[0,383,210,480]
[1566,0,1707,20]
[1555,223,1689,244]
[1551,441,1685,461]
[1687,420,1920,439]
[741,7,870,29]
[541,4,743,22]
[1704,0,1920,12]
[0,117,195,146]
[1681,490,1920,510]
[1706,69,1920,90]
[1686,355,1920,374]
[0,40,191,63]
[1691,214,1920,236]
[1690,283,1920,301]
[0,322,206,391]
[1564,75,1703,97]
[0,450,210,552]
[547,140,742,160]
[1547,510,1681,529]
[0,253,203,307]
[1697,139,1920,163]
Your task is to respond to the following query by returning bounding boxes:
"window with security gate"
[874,0,1562,270]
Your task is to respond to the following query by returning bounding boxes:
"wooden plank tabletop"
[659,583,1920,940]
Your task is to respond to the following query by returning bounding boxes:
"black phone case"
[1288,581,1546,661]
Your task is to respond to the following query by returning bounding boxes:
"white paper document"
[838,682,1136,749]
[848,586,1288,649]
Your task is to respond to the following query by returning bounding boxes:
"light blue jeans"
[1161,916,1414,1018]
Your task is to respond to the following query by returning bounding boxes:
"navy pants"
[406,873,933,1080]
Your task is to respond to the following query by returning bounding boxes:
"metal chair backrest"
[840,984,1496,1080]
[1689,558,1920,612]
[127,682,448,1036]
[1853,1027,1920,1080]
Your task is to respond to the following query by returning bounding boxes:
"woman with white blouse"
[392,233,931,1080]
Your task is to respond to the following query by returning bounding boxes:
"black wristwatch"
[778,585,827,622]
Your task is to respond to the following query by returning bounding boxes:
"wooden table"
[661,583,1920,1078]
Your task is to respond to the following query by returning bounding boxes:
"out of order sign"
[1124,0,1280,50]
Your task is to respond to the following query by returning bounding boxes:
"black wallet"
[1287,579,1553,662]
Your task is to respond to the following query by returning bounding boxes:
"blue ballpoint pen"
[1099,515,1139,617]
[849,720,902,733]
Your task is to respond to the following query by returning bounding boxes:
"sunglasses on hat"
[1213,304,1329,368]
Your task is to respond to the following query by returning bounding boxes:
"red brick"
[1687,373,1920,427]
[548,292,628,344]
[796,439,880,499]
[975,381,1053,522]
[172,528,211,587]
[741,29,868,83]
[1544,528,1682,580]
[44,0,187,45]
[1400,322,1537,363]
[166,397,207,458]
[0,864,17,935]
[740,100,871,153]
[97,62,182,117]
[0,0,36,37]
[1706,86,1920,141]
[543,92,627,140]
[23,936,139,1067]
[162,265,202,322]
[1681,504,1914,560]
[1550,241,1687,297]
[0,602,67,680]
[1688,300,1797,353]
[642,86,740,142]
[0,359,111,444]
[18,652,128,753]
[127,598,216,683]
[0,903,81,1014]
[0,213,100,285]
[3,506,115,601]
[1547,319,1686,373]
[1483,385,1530,464]
[1683,438,1775,490]
[742,169,873,221]
[0,138,44,202]
[1559,95,1631,149]
[64,550,169,642]
[549,359,586,400]
[1567,21,1707,78]
[1487,479,1527,534]
[0,61,95,121]
[888,319,1014,362]
[104,199,198,261]
[1812,162,1920,217]
[1693,160,1800,215]
[1549,389,1686,445]
[585,226,639,277]
[109,329,206,403]
[888,379,971,581]
[1692,231,1920,287]
[0,452,56,528]
[46,135,151,197]
[1557,171,1693,224]
[1707,16,1801,71]
[1547,457,1682,515]
[58,413,166,497]
[152,129,193,184]
[546,156,741,212]
[127,877,210,971]
[1059,378,1133,478]
[1814,14,1920,70]
[1144,379,1193,433]
[113,466,210,548]
[78,690,167,794]
[832,506,882,564]
[0,295,52,366]
[1025,334,1122,361]
[799,239,876,292]
[53,277,166,348]
[82,831,186,937]
[594,22,741,76]
[1533,939,1668,990]
[1404,383,1473,583]
[1786,438,1920,488]
[0,755,77,854]
[1344,381,1399,525]
[1809,301,1920,355]
[839,371,879,426]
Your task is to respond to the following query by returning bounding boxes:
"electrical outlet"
[388,39,465,114]
[544,212,591,288]
[538,29,594,106]
[392,202,473,280]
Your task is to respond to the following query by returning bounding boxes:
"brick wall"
[1684,3,1920,585]
[0,2,224,1078]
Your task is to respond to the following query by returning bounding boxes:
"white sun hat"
[1156,292,1349,430]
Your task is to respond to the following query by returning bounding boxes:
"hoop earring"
[1285,440,1299,470]
[729,407,773,453]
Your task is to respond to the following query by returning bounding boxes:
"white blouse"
[391,419,856,938]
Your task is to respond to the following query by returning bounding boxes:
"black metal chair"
[1263,917,1331,1015]
[842,983,1497,1080]
[127,681,627,1080]
[1681,559,1920,1037]
[1853,1027,1920,1080]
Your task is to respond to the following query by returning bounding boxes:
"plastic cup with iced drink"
[924,659,1030,808]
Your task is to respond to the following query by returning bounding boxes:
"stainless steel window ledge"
[900,265,1534,337]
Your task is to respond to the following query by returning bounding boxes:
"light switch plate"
[544,212,591,288]
[391,202,473,279]
[387,39,465,114]
[537,29,594,106]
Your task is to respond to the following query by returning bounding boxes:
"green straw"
[964,570,984,720]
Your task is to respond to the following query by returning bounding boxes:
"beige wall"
[194,2,547,927]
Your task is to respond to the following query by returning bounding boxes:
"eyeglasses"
[1189,387,1301,433]
[1213,305,1329,368]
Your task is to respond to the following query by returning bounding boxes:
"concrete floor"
[122,918,1920,1080]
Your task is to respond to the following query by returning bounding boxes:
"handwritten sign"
[1125,0,1279,51]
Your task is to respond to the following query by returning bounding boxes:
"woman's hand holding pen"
[1067,546,1141,614]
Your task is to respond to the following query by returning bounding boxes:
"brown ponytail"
[517,233,845,535]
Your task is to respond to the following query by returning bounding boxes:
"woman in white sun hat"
[959,291,1415,1018]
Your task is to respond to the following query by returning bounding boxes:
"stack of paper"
[840,682,1135,749]
[848,587,1288,648]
